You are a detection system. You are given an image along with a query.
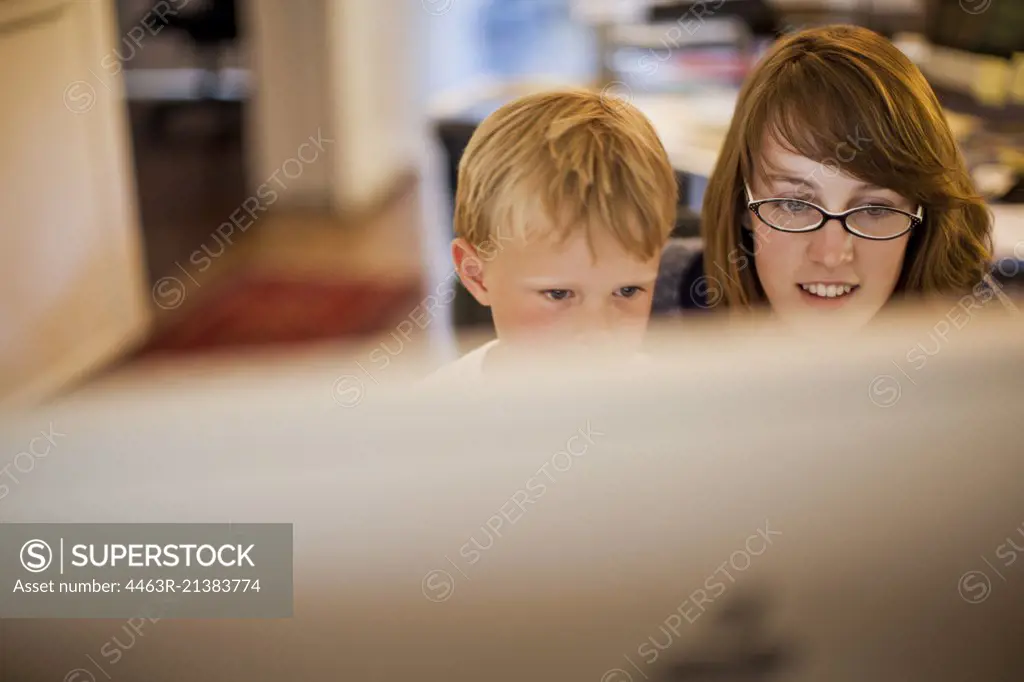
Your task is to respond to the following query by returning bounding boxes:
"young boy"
[432,88,678,381]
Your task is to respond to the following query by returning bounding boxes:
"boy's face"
[453,226,661,358]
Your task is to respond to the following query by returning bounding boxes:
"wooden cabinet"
[0,0,149,406]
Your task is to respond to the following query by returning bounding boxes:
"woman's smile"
[797,282,860,307]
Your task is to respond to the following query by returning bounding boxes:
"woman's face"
[748,138,913,332]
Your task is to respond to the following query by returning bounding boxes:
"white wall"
[245,0,422,214]
[326,0,421,210]
[246,0,333,208]
[0,0,149,406]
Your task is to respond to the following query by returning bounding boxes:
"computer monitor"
[2,309,1023,681]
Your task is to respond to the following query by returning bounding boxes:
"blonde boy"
[436,88,678,379]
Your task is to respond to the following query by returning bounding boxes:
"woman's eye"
[542,289,572,301]
[782,200,808,213]
[863,207,892,217]
[616,286,643,298]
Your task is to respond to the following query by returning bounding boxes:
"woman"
[664,25,995,330]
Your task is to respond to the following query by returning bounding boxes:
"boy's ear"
[452,238,491,306]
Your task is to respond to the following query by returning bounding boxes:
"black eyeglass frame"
[743,184,923,242]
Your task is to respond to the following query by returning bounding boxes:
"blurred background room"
[2,0,1023,407]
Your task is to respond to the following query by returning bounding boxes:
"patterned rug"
[137,274,423,358]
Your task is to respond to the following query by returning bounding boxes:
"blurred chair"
[992,257,1024,294]
[652,236,704,315]
[144,0,241,143]
[162,0,239,99]
[436,120,496,332]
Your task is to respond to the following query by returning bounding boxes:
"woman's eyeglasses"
[744,184,922,241]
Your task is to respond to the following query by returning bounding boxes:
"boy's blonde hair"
[454,89,678,260]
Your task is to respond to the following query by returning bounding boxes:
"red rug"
[137,275,423,358]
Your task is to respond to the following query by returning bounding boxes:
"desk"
[627,90,734,211]
[629,91,735,179]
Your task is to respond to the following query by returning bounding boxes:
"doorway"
[111,0,250,287]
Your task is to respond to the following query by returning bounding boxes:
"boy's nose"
[574,330,614,349]
[570,308,622,347]
[577,305,617,332]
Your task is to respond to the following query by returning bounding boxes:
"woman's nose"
[807,219,854,268]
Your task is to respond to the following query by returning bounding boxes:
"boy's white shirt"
[423,339,501,385]
[423,339,652,386]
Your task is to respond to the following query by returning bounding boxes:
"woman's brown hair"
[701,25,992,309]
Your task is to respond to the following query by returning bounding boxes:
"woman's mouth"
[798,282,859,305]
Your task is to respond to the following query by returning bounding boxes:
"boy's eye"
[616,286,644,298]
[542,289,573,301]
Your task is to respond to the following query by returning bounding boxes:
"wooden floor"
[126,98,425,315]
